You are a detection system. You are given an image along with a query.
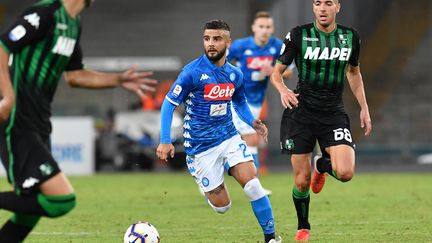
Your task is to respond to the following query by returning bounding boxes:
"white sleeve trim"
[166,96,179,106]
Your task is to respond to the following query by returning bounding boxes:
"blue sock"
[251,196,274,235]
[252,153,260,171]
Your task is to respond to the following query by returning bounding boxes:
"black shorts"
[0,128,61,195]
[280,107,355,155]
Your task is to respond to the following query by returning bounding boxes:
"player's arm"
[232,77,268,142]
[64,67,157,98]
[271,28,299,109]
[346,64,372,136]
[0,6,52,121]
[156,69,192,161]
[0,47,15,122]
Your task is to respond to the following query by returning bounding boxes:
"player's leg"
[280,109,315,241]
[230,161,278,243]
[291,154,311,241]
[312,114,356,189]
[0,131,76,242]
[204,183,232,213]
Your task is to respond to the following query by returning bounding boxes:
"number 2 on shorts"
[239,143,251,158]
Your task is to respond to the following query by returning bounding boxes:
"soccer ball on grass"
[124,221,160,243]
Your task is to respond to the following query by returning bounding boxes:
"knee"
[208,200,231,214]
[294,173,311,191]
[38,193,76,218]
[336,170,354,182]
[243,178,266,201]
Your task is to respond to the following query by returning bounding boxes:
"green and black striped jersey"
[0,0,83,137]
[277,22,360,113]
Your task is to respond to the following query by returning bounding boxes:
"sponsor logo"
[247,56,273,70]
[200,73,210,81]
[172,84,182,97]
[52,36,76,56]
[203,83,235,100]
[8,25,26,41]
[184,140,192,148]
[210,103,227,116]
[303,37,319,42]
[285,32,291,41]
[304,47,351,61]
[24,13,40,29]
[22,177,39,189]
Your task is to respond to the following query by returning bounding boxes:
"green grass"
[1,172,432,242]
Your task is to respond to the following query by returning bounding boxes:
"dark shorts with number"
[0,127,61,195]
[280,106,355,155]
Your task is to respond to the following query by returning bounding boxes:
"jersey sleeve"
[277,27,300,66]
[349,29,361,66]
[65,38,84,71]
[227,39,242,62]
[0,6,53,54]
[165,68,194,106]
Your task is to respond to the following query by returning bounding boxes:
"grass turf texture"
[1,172,431,242]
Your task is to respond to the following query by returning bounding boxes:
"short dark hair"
[254,11,272,21]
[204,20,230,32]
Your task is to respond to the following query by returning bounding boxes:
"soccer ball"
[123,221,160,243]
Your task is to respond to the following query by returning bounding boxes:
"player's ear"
[336,1,341,13]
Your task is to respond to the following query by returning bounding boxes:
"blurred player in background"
[271,0,372,241]
[0,0,156,242]
[227,11,294,195]
[157,20,281,243]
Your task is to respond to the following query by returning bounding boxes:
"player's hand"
[280,86,299,109]
[0,98,14,123]
[156,143,175,162]
[360,108,372,136]
[260,64,274,76]
[252,119,268,143]
[120,66,157,98]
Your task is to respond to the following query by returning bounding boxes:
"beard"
[205,48,226,62]
[85,0,94,8]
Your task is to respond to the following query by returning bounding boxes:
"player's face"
[203,29,231,62]
[252,17,274,44]
[313,0,340,28]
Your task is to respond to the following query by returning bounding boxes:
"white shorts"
[231,103,261,135]
[186,135,253,192]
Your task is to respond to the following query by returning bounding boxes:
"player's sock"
[243,178,275,241]
[249,146,260,171]
[316,157,340,180]
[0,214,40,243]
[292,186,311,230]
[0,191,76,217]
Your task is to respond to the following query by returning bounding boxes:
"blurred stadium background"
[0,0,431,173]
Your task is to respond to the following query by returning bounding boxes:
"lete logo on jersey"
[203,83,235,100]
[247,56,273,70]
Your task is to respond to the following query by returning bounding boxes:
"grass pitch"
[1,172,432,242]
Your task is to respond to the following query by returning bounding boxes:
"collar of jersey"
[203,54,229,71]
[313,21,338,36]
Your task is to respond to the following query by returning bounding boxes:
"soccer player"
[227,12,294,194]
[156,20,281,243]
[271,0,372,241]
[0,0,156,242]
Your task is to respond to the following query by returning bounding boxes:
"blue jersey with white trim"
[165,55,247,155]
[227,36,283,106]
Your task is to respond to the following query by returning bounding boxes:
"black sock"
[316,157,340,180]
[0,192,46,216]
[264,232,275,243]
[0,217,38,243]
[292,187,311,230]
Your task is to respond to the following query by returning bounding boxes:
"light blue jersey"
[165,55,250,155]
[227,36,283,106]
